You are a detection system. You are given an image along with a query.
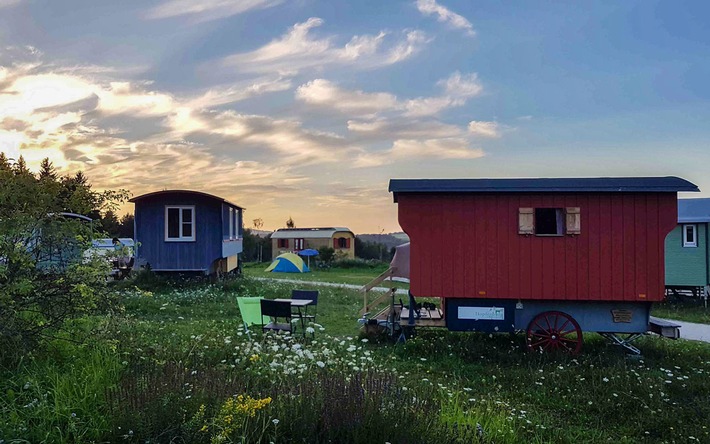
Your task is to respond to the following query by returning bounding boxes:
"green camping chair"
[237,297,265,339]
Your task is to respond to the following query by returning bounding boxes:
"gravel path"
[252,276,409,294]
[658,318,710,343]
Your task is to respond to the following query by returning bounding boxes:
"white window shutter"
[518,208,534,234]
[566,207,581,235]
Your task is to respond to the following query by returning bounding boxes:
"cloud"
[187,77,292,109]
[468,120,500,138]
[347,118,463,139]
[295,71,482,118]
[145,0,283,22]
[222,18,430,75]
[416,0,475,37]
[295,79,397,116]
[355,137,484,167]
[0,0,21,8]
[0,55,356,181]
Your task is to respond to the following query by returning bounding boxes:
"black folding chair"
[260,299,293,334]
[291,289,319,323]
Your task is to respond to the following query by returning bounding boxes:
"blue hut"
[665,198,710,298]
[130,190,244,274]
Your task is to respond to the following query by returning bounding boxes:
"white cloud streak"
[416,0,475,36]
[468,120,500,138]
[295,71,482,118]
[222,18,430,74]
[145,0,283,22]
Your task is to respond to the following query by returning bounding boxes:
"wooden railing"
[359,267,397,317]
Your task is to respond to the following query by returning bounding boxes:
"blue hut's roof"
[390,177,698,201]
[678,198,710,223]
[129,190,244,209]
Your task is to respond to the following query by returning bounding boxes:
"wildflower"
[306,327,315,334]
[316,361,325,368]
[361,338,369,343]
[602,377,609,383]
[273,419,280,425]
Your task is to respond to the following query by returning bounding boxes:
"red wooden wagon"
[374,177,699,354]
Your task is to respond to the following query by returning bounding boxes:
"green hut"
[665,198,710,298]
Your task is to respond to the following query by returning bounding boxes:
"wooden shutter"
[518,208,534,234]
[566,207,581,235]
[346,238,351,248]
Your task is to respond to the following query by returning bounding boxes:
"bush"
[0,157,126,365]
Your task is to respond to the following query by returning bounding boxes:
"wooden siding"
[665,223,708,286]
[397,192,678,302]
[134,193,224,271]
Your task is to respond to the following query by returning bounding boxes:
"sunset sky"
[1,0,709,233]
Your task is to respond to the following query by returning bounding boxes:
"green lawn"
[652,300,710,324]
[242,261,410,289]
[3,275,710,443]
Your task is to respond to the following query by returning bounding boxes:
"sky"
[0,0,709,233]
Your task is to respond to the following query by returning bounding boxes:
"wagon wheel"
[526,311,582,354]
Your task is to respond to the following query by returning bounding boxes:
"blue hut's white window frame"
[682,224,697,248]
[165,205,195,242]
[229,208,234,239]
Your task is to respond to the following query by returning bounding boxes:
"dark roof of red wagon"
[389,177,698,201]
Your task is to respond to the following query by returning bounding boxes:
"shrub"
[0,160,125,364]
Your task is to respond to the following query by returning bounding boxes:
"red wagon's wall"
[397,193,678,302]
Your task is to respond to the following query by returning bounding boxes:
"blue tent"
[265,253,311,273]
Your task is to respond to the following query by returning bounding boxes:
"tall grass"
[0,343,122,442]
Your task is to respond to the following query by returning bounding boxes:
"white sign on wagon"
[458,306,505,320]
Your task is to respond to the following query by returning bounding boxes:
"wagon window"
[229,208,234,239]
[683,224,697,248]
[535,208,564,236]
[165,205,195,241]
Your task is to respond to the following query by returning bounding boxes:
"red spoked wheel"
[526,311,583,354]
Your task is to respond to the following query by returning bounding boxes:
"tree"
[317,247,335,266]
[100,210,121,237]
[38,158,58,181]
[117,213,134,238]
[286,217,295,228]
[0,165,127,364]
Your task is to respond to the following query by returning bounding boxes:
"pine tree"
[38,158,58,181]
[0,152,11,172]
[13,155,30,175]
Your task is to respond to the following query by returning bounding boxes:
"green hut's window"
[683,224,697,248]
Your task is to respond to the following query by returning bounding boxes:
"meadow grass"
[651,299,710,324]
[242,261,410,289]
[2,275,710,443]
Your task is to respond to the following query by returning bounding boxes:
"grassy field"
[651,300,710,324]
[242,261,409,288]
[2,273,710,443]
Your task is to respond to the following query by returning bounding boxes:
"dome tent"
[265,253,310,273]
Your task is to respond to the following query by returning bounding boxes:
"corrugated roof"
[271,227,353,239]
[129,190,244,209]
[389,177,699,199]
[678,198,710,223]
